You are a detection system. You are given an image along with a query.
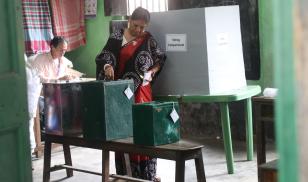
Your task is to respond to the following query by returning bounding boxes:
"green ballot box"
[81,80,134,140]
[133,101,180,146]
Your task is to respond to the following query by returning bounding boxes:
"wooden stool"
[253,96,277,182]
[259,159,278,182]
[43,134,206,182]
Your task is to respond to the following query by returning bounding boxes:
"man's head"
[128,7,150,37]
[50,36,68,59]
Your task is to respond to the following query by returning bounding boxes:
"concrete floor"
[32,137,277,182]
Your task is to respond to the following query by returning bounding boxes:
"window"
[126,0,168,15]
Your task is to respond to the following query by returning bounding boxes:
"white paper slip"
[142,71,152,86]
[124,86,134,99]
[263,88,278,98]
[144,71,152,81]
[170,108,179,123]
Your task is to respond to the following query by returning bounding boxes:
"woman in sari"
[95,7,166,181]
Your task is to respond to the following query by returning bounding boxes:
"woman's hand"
[148,64,161,78]
[104,64,114,80]
[142,64,161,86]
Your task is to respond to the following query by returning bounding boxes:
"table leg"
[124,153,132,177]
[63,144,73,177]
[245,98,254,161]
[194,149,206,182]
[175,154,185,182]
[43,140,51,182]
[219,102,234,174]
[255,101,266,181]
[102,150,110,182]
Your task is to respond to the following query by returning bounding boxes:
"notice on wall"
[85,0,97,19]
[166,34,187,52]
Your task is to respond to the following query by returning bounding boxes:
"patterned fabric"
[50,0,86,51]
[95,29,166,90]
[115,155,157,181]
[22,0,53,55]
[96,29,166,181]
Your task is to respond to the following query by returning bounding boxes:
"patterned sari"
[95,29,166,180]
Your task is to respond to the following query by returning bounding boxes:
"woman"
[95,7,166,181]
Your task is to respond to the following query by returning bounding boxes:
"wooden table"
[253,96,277,182]
[156,85,261,174]
[43,134,206,182]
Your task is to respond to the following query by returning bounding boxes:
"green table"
[155,85,261,174]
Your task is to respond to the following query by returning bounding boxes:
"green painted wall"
[248,1,274,90]
[259,0,275,88]
[65,0,111,78]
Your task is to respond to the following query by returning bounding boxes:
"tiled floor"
[32,137,277,182]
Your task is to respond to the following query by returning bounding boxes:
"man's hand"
[58,75,76,80]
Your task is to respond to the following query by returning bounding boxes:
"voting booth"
[148,6,246,95]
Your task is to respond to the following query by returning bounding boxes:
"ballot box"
[81,80,135,141]
[133,101,180,146]
[43,78,95,136]
[148,6,247,95]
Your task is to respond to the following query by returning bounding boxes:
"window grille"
[126,0,168,15]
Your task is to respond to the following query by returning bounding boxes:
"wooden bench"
[259,159,278,182]
[43,134,206,182]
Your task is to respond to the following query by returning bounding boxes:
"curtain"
[22,0,53,55]
[50,0,86,51]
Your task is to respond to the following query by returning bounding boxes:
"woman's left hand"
[147,64,160,78]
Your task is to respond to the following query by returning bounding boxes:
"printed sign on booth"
[166,34,187,52]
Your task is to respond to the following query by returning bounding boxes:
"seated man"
[29,36,75,82]
[26,36,78,158]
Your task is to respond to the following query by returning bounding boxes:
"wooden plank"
[294,1,308,182]
[259,159,278,171]
[48,165,150,182]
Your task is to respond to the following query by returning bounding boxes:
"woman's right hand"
[104,64,114,80]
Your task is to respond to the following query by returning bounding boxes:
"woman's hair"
[50,36,67,48]
[131,7,150,23]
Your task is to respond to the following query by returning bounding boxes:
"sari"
[95,29,166,180]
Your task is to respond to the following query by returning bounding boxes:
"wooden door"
[271,0,298,181]
[0,1,32,182]
[294,1,308,182]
